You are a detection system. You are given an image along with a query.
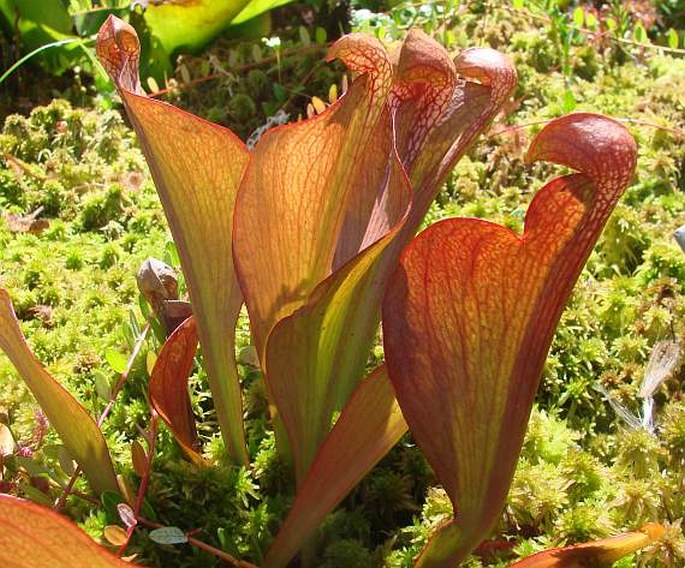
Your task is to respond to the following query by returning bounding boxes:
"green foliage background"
[0,1,684,566]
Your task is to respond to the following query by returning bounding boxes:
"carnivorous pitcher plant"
[0,14,663,568]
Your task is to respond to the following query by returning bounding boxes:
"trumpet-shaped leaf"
[149,315,206,466]
[234,33,409,483]
[98,18,516,563]
[0,289,117,494]
[509,524,665,567]
[97,16,249,465]
[234,29,515,487]
[0,495,137,567]
[382,114,637,567]
[235,30,515,564]
[264,367,407,568]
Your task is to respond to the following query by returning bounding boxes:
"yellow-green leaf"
[0,289,117,494]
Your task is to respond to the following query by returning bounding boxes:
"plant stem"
[136,516,260,568]
[55,323,150,510]
[117,411,158,555]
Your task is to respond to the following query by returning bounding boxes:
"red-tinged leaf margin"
[0,289,118,494]
[237,31,516,563]
[0,494,136,567]
[393,39,517,233]
[382,114,637,567]
[149,315,206,466]
[97,16,249,465]
[233,33,409,484]
[264,366,407,568]
[509,524,665,567]
[234,32,394,358]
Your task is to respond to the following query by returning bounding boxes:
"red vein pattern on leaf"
[382,113,637,567]
[391,29,457,166]
[328,33,393,104]
[95,16,142,94]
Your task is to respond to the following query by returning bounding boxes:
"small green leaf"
[217,527,227,549]
[668,28,679,50]
[105,349,128,374]
[93,371,112,401]
[512,0,524,9]
[606,17,617,31]
[562,89,577,113]
[146,351,157,376]
[572,7,584,27]
[298,26,311,46]
[315,26,327,44]
[14,455,52,478]
[634,23,646,44]
[149,526,188,545]
[272,82,286,102]
[586,12,597,29]
[57,445,75,476]
[18,484,53,507]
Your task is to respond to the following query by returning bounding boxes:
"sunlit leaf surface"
[383,114,637,567]
[0,495,135,567]
[97,16,249,464]
[0,289,117,494]
[149,315,206,466]
[509,524,665,567]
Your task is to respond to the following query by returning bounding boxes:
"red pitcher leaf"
[149,315,206,466]
[234,32,394,358]
[97,16,249,465]
[0,289,118,494]
[0,495,137,568]
[509,524,665,567]
[264,366,407,568]
[264,155,410,482]
[393,39,517,229]
[390,27,460,169]
[382,114,637,567]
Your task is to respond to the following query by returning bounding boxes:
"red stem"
[54,323,151,511]
[136,516,259,568]
[117,411,158,556]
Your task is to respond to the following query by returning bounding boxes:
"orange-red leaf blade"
[234,33,394,357]
[383,114,637,567]
[509,524,665,567]
[0,495,135,567]
[264,366,407,568]
[0,289,117,494]
[97,16,249,465]
[263,152,410,482]
[149,315,205,466]
[393,35,516,230]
